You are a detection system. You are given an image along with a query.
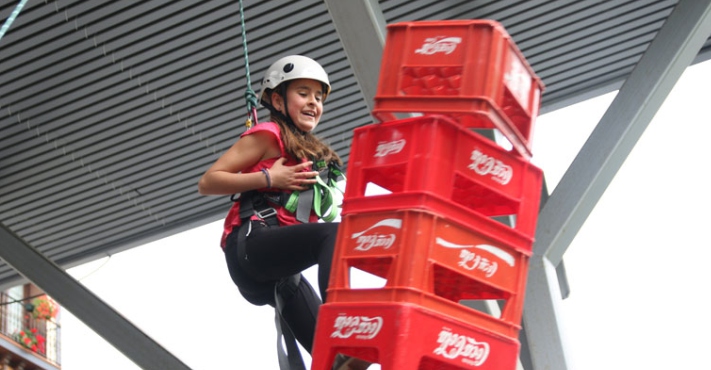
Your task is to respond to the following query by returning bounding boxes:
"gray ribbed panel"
[1,0,709,288]
[0,0,365,287]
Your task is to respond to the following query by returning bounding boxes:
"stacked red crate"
[372,20,544,158]
[312,302,520,370]
[343,115,543,237]
[311,20,544,370]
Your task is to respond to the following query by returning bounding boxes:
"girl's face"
[274,78,324,132]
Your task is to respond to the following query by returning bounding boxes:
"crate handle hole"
[459,299,504,319]
[349,267,387,289]
[365,182,392,196]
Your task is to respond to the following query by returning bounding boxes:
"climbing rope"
[239,0,259,128]
[0,0,29,43]
[235,7,305,370]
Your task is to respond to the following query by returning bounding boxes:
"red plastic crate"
[311,302,520,370]
[345,115,543,237]
[327,208,530,337]
[341,192,534,251]
[373,20,544,157]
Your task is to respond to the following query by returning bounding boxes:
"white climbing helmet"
[259,55,331,106]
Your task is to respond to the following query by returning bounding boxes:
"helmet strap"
[265,83,307,135]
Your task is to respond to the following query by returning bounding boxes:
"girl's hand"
[268,158,318,191]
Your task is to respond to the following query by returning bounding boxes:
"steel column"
[323,0,386,111]
[524,1,711,369]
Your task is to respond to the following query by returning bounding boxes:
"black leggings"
[224,220,339,352]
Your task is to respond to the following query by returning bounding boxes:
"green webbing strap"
[326,165,346,220]
[239,0,259,127]
[285,162,345,223]
[0,0,29,43]
[313,174,338,222]
[285,192,300,215]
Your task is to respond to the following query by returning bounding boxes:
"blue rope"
[0,0,29,43]
[239,0,259,127]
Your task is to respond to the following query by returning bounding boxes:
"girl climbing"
[198,55,368,370]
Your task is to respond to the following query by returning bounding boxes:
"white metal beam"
[323,0,386,111]
[537,0,711,266]
[0,224,192,370]
[524,1,711,369]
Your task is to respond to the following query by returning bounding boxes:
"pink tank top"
[220,122,317,248]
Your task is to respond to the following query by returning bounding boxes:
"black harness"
[233,190,286,227]
[234,160,345,225]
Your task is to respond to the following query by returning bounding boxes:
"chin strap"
[262,84,310,135]
[263,104,308,136]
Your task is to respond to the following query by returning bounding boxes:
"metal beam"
[522,256,572,369]
[536,0,711,265]
[524,1,711,369]
[0,224,192,370]
[323,0,386,111]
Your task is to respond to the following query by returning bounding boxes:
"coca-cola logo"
[351,219,402,251]
[331,315,383,340]
[468,149,512,185]
[433,327,490,366]
[457,249,498,277]
[354,234,396,251]
[435,239,515,278]
[415,37,462,55]
[374,139,406,157]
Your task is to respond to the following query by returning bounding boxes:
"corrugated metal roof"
[1,0,709,288]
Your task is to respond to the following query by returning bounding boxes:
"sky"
[58,59,711,370]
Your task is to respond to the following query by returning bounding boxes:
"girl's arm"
[198,131,319,195]
[198,132,273,195]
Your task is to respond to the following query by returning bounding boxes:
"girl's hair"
[271,113,342,167]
